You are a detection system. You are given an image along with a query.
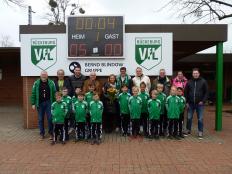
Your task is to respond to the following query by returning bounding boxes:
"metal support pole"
[215,42,223,131]
[28,6,32,25]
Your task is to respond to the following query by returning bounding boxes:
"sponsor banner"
[20,33,172,76]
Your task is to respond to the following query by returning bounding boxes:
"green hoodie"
[89,100,104,123]
[128,96,142,119]
[73,100,88,123]
[31,79,56,107]
[139,91,150,113]
[148,98,161,120]
[166,95,180,119]
[62,95,72,118]
[178,95,186,113]
[85,91,94,111]
[51,101,67,123]
[157,92,166,115]
[118,92,131,115]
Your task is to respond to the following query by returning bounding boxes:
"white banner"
[20,33,172,76]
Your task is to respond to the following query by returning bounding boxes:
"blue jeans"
[37,100,53,136]
[186,103,204,132]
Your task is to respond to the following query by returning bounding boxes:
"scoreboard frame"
[67,15,125,59]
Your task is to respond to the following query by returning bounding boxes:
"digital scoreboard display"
[67,16,124,58]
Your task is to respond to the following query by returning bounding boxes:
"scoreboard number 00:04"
[69,43,122,57]
[76,17,116,30]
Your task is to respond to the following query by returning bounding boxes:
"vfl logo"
[135,37,162,70]
[31,38,57,70]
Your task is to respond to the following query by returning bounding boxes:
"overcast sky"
[0,0,231,53]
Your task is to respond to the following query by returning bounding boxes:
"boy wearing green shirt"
[128,86,142,138]
[118,85,131,136]
[139,82,150,137]
[166,86,181,140]
[89,92,103,145]
[51,92,68,145]
[70,87,82,133]
[73,92,88,141]
[156,83,167,137]
[148,90,161,139]
[177,87,186,138]
[85,83,96,139]
[62,87,72,141]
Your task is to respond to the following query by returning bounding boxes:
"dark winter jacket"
[184,77,208,104]
[151,76,171,95]
[69,74,86,96]
[53,77,72,96]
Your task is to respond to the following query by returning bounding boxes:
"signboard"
[20,33,172,76]
[67,16,124,58]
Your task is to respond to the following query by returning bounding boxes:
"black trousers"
[69,112,76,129]
[140,113,149,135]
[86,114,91,139]
[64,117,69,140]
[121,114,130,134]
[91,123,102,139]
[168,118,178,136]
[75,122,86,139]
[149,119,159,136]
[104,113,116,133]
[131,119,140,136]
[53,123,65,142]
[159,114,168,134]
[178,113,184,135]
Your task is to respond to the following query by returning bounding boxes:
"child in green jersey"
[85,83,96,139]
[177,87,186,138]
[156,83,167,137]
[62,87,72,141]
[89,92,104,145]
[148,90,161,139]
[70,87,82,133]
[118,84,131,136]
[166,86,181,140]
[51,92,68,145]
[73,92,88,141]
[128,86,142,138]
[139,82,150,137]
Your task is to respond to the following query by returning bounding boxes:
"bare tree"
[0,35,14,47]
[45,0,85,25]
[158,0,232,23]
[2,0,25,7]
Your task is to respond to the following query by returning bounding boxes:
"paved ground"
[0,104,232,174]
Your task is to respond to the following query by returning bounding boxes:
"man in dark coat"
[184,68,208,139]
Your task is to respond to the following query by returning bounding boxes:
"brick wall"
[23,77,38,129]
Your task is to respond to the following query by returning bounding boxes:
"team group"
[31,66,208,145]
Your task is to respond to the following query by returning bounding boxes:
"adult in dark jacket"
[184,68,208,138]
[69,66,86,96]
[151,69,171,95]
[31,71,56,139]
[53,69,72,96]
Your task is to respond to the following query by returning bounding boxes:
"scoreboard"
[67,16,124,58]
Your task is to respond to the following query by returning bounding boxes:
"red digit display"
[79,44,87,56]
[105,44,112,56]
[114,44,122,56]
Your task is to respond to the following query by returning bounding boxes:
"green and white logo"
[31,38,57,70]
[135,37,162,70]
